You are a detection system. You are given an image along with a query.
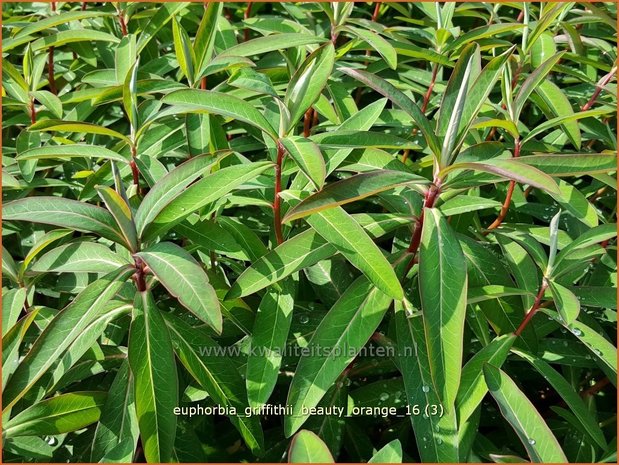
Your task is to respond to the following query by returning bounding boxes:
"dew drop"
[572,328,582,336]
[379,392,389,402]
[299,315,309,324]
[422,385,430,393]
[528,438,536,445]
[593,348,602,356]
[436,438,443,445]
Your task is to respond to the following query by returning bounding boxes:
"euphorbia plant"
[2,2,616,463]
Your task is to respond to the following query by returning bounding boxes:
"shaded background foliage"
[1,1,617,463]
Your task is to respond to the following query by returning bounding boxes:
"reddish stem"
[133,257,147,292]
[200,77,207,90]
[581,377,610,398]
[581,69,615,111]
[514,280,548,336]
[486,138,521,231]
[244,2,253,42]
[371,2,381,22]
[81,2,87,11]
[303,108,313,137]
[29,97,36,125]
[273,141,285,245]
[118,11,128,36]
[130,145,139,189]
[47,46,57,95]
[405,180,442,271]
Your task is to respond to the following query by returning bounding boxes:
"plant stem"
[514,279,548,336]
[303,108,313,137]
[405,179,442,271]
[118,9,128,36]
[47,46,57,95]
[200,77,207,90]
[273,141,285,245]
[29,96,36,125]
[244,2,253,41]
[133,257,147,292]
[486,137,521,231]
[581,67,615,111]
[130,144,140,189]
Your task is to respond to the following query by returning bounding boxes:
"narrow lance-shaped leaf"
[164,312,264,454]
[513,349,607,449]
[162,89,277,140]
[91,361,139,463]
[285,42,335,133]
[29,120,131,144]
[4,392,107,438]
[338,67,441,157]
[419,208,467,410]
[280,136,326,190]
[247,277,296,408]
[3,265,134,411]
[128,290,178,463]
[438,42,477,166]
[283,171,428,223]
[219,32,327,58]
[227,229,336,299]
[32,241,132,274]
[284,276,393,436]
[136,242,222,333]
[455,334,516,424]
[16,144,129,164]
[145,161,274,240]
[515,153,617,176]
[193,2,222,82]
[172,17,195,84]
[342,26,397,70]
[483,363,568,462]
[134,151,230,237]
[368,439,403,463]
[96,186,139,252]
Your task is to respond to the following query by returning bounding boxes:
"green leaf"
[194,2,222,82]
[280,136,326,189]
[134,152,229,238]
[31,90,63,119]
[129,290,178,463]
[115,34,137,85]
[136,3,190,53]
[283,171,428,223]
[227,229,336,299]
[3,308,40,391]
[172,17,195,83]
[136,242,221,333]
[343,26,397,70]
[483,364,568,462]
[530,32,557,68]
[443,159,560,196]
[437,42,477,166]
[467,285,534,304]
[542,309,617,382]
[2,245,20,284]
[145,161,273,240]
[284,276,393,436]
[394,305,459,462]
[220,33,327,58]
[247,278,296,408]
[288,430,335,463]
[304,205,403,300]
[3,266,133,411]
[368,439,403,463]
[419,208,467,409]
[285,43,335,133]
[164,312,264,454]
[534,80,580,149]
[516,153,617,176]
[438,195,502,216]
[91,361,139,463]
[2,287,27,336]
[15,144,129,164]
[310,130,421,149]
[338,67,441,157]
[456,334,516,424]
[31,241,131,274]
[513,350,607,449]
[4,392,106,438]
[96,186,139,252]
[31,30,120,52]
[513,52,564,121]
[162,89,277,139]
[29,120,131,144]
